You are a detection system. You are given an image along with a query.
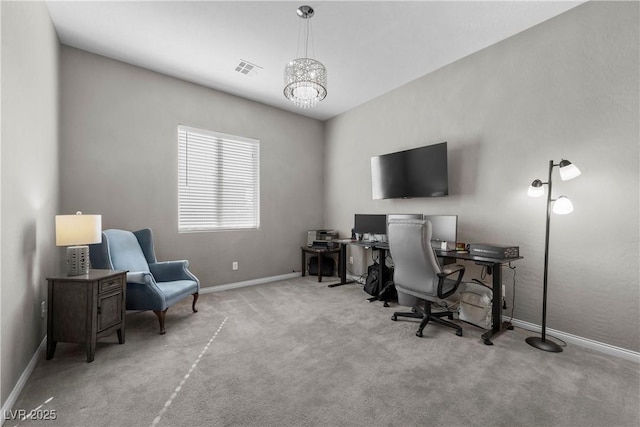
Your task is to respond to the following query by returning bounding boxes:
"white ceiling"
[45,1,583,121]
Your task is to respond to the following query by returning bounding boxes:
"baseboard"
[199,272,301,294]
[507,317,640,363]
[1,336,47,426]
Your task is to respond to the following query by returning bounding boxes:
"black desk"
[328,240,389,288]
[435,250,523,345]
[329,241,522,345]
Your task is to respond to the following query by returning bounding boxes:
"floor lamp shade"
[558,159,581,181]
[55,212,102,276]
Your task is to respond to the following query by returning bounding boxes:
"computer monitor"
[423,215,457,244]
[353,214,387,236]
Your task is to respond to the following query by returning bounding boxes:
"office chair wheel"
[391,315,397,321]
[416,330,423,337]
[456,329,463,337]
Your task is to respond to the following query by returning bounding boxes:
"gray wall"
[60,47,325,287]
[1,1,60,407]
[324,1,639,352]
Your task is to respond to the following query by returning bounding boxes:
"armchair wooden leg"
[153,309,168,335]
[192,292,199,313]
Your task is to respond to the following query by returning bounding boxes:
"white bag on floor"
[458,279,493,329]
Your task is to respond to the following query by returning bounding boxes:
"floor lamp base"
[526,336,563,353]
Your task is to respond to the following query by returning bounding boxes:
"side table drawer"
[100,276,123,293]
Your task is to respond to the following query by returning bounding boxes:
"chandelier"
[284,5,327,109]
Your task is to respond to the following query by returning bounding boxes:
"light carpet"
[8,276,640,427]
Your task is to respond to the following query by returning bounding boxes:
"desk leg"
[379,248,386,285]
[301,249,306,277]
[329,243,355,287]
[318,253,323,282]
[480,263,513,345]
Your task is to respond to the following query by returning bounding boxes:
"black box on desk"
[468,243,519,259]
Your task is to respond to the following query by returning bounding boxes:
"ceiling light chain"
[284,5,327,109]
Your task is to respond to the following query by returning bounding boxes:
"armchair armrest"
[436,264,465,299]
[127,271,154,285]
[149,260,199,284]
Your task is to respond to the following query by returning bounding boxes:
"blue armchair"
[89,229,200,334]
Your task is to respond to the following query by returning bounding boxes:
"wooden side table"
[301,246,341,282]
[46,269,127,363]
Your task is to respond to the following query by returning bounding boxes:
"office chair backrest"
[388,219,442,299]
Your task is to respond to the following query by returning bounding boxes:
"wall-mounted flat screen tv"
[371,142,448,200]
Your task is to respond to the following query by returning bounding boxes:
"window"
[178,125,260,232]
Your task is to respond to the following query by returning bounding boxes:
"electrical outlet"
[349,256,354,265]
[232,261,239,271]
[41,301,46,318]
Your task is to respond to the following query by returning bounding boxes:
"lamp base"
[66,245,90,276]
[526,336,563,353]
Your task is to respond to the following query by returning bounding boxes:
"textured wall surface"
[1,1,60,407]
[324,2,639,351]
[60,47,325,288]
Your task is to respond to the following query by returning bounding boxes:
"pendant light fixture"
[284,5,327,109]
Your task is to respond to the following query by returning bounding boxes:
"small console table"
[46,269,127,362]
[301,246,341,282]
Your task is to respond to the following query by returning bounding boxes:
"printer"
[307,230,339,248]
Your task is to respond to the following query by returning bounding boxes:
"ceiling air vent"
[235,60,262,77]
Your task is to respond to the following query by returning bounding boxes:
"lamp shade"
[283,5,327,109]
[558,159,581,181]
[55,212,102,246]
[552,196,574,214]
[284,58,327,108]
[527,179,545,198]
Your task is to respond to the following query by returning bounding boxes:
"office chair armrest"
[436,264,465,299]
[439,264,465,277]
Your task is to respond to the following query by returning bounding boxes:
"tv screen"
[371,142,448,199]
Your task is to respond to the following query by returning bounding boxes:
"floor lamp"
[526,159,581,353]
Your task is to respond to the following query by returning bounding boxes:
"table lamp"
[55,212,102,276]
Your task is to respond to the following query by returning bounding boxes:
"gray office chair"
[388,219,465,337]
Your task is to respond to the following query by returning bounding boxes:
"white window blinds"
[178,125,260,232]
